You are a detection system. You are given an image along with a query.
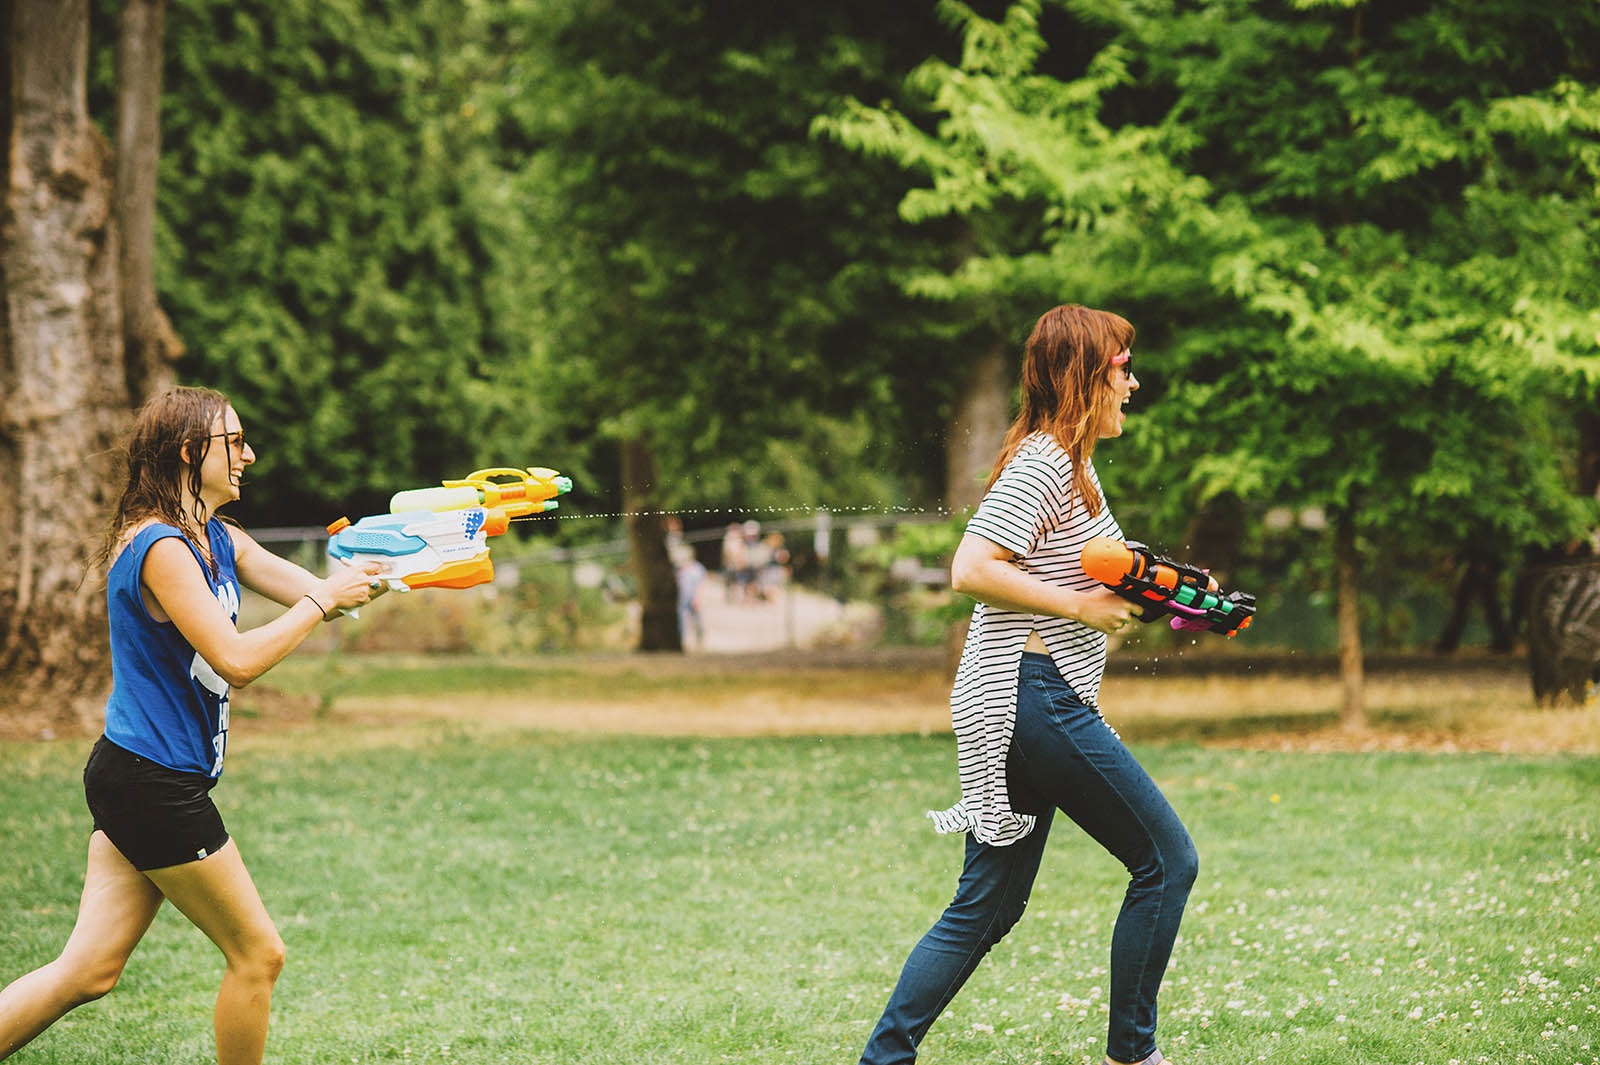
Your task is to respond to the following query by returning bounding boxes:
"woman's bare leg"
[0,832,164,1060]
[145,838,285,1065]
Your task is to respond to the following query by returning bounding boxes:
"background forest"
[4,0,1599,718]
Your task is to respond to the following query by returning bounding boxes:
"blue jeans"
[860,653,1197,1065]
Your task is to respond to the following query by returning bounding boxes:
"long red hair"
[984,305,1135,517]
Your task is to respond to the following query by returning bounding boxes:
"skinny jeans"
[860,652,1197,1065]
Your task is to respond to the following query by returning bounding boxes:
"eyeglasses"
[1112,351,1134,379]
[207,431,248,453]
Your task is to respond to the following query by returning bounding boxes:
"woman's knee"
[935,886,1032,952]
[258,933,287,982]
[992,895,1031,943]
[1168,834,1199,893]
[57,954,127,1004]
[229,932,286,984]
[975,888,1034,944]
[1129,832,1198,895]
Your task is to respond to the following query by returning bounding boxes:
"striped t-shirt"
[928,432,1123,846]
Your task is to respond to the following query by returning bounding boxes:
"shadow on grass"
[1119,709,1343,743]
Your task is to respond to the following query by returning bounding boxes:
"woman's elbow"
[950,558,980,598]
[211,657,261,690]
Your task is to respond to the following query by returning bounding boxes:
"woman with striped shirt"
[858,305,1196,1065]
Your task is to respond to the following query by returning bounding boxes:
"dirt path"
[7,636,1596,755]
[293,654,1600,755]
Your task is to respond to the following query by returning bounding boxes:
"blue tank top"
[103,519,240,777]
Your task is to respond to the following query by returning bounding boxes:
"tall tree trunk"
[1333,509,1365,731]
[1434,557,1473,655]
[115,0,180,399]
[621,434,681,652]
[1,0,132,735]
[1480,558,1513,653]
[941,341,1011,677]
[1578,401,1600,504]
[1436,554,1513,655]
[1182,494,1245,583]
[944,341,1011,514]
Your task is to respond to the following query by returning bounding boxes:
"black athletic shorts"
[83,735,229,871]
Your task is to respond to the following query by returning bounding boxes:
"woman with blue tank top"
[857,306,1197,1065]
[0,387,385,1065]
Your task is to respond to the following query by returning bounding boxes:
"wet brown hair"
[97,387,231,577]
[985,304,1135,517]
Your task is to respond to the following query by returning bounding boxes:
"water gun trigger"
[1131,599,1171,624]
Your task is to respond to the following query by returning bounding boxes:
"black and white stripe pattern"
[928,433,1123,845]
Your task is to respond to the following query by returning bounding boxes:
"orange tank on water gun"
[1080,536,1256,637]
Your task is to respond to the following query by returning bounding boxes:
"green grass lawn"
[2,729,1597,1065]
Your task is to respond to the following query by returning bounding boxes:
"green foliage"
[72,0,1598,653]
[824,0,1600,603]
[506,1,982,521]
[95,0,995,530]
[89,0,564,524]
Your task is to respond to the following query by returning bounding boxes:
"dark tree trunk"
[1435,559,1473,655]
[1482,559,1514,653]
[621,434,681,652]
[1,0,132,736]
[1578,402,1599,501]
[1436,555,1513,655]
[1182,494,1245,586]
[944,341,1011,515]
[115,0,181,399]
[941,341,1011,677]
[1333,510,1365,731]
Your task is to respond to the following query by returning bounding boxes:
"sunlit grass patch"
[1101,668,1598,753]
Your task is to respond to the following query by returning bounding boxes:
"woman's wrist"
[1056,589,1088,624]
[301,592,331,621]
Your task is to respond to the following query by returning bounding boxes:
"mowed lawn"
[2,678,1597,1065]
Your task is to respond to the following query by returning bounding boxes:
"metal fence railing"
[248,511,955,653]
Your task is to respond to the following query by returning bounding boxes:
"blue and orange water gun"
[1080,536,1256,637]
[326,467,572,594]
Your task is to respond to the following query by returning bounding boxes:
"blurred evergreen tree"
[505,0,984,647]
[92,0,565,525]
